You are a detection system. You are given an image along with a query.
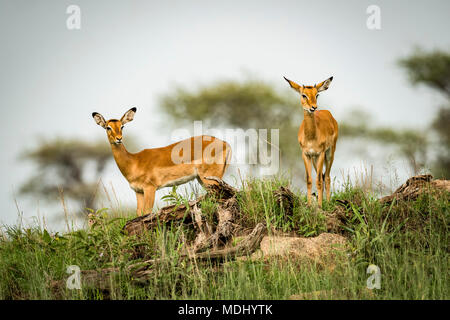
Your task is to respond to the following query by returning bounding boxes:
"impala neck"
[303,110,317,140]
[110,143,133,178]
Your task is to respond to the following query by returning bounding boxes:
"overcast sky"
[1,0,449,230]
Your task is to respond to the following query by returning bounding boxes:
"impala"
[92,108,231,216]
[284,76,338,208]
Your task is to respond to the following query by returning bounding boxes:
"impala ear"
[283,76,303,93]
[120,107,137,125]
[92,112,107,129]
[316,76,333,92]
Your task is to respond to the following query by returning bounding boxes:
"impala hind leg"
[143,186,156,215]
[302,152,313,205]
[197,165,224,186]
[324,147,335,201]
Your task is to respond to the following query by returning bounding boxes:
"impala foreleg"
[302,152,313,205]
[315,152,326,208]
[143,186,156,215]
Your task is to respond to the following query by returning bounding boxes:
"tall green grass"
[0,176,448,299]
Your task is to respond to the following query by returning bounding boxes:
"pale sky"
[1,0,449,230]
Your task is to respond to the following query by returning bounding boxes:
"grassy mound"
[0,176,448,299]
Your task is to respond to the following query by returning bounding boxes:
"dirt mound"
[259,233,347,258]
[243,233,348,271]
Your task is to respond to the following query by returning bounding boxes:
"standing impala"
[284,76,338,208]
[92,108,231,216]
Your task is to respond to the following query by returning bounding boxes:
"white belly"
[157,173,198,190]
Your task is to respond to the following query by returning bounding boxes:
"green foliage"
[235,176,327,236]
[1,176,448,300]
[398,49,450,97]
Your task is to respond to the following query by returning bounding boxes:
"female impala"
[92,108,231,216]
[284,76,338,208]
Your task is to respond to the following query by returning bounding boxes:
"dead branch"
[187,223,266,260]
[123,177,236,236]
[204,176,237,199]
[122,198,202,236]
[193,198,238,252]
[379,174,449,204]
[273,186,296,215]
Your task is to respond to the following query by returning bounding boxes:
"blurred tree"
[338,49,450,178]
[159,78,303,176]
[339,110,428,174]
[398,49,450,98]
[19,138,112,215]
[398,49,450,178]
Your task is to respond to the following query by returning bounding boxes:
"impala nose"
[116,137,122,143]
[310,106,317,112]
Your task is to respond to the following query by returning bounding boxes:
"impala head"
[284,76,333,113]
[92,107,136,145]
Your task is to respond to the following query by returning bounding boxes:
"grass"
[0,175,448,300]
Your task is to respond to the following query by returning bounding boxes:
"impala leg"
[197,165,222,186]
[136,192,145,216]
[316,152,326,208]
[302,152,313,205]
[324,148,335,202]
[143,186,156,215]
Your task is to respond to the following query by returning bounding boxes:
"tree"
[336,49,450,178]
[19,138,112,216]
[398,49,450,178]
[159,78,303,176]
[398,49,450,98]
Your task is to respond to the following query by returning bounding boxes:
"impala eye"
[316,94,320,98]
[302,94,307,99]
[107,127,112,131]
[121,126,124,130]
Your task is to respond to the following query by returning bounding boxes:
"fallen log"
[50,223,266,293]
[273,186,296,215]
[325,174,450,233]
[193,197,239,252]
[204,176,237,199]
[379,174,450,204]
[123,198,201,236]
[188,223,266,260]
[123,177,236,236]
